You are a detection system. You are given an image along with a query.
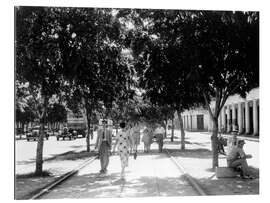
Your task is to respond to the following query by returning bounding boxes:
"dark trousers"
[156,134,164,152]
[99,141,110,171]
[227,158,249,175]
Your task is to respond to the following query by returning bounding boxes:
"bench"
[216,167,238,178]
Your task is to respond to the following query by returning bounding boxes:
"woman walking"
[131,122,141,158]
[113,122,133,179]
[142,126,153,153]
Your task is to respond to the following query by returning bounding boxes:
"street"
[15,132,97,174]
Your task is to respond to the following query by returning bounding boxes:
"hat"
[238,139,246,145]
[98,119,113,126]
[99,119,107,126]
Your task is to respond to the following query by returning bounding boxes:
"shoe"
[100,169,105,174]
[134,152,137,160]
[246,175,255,179]
[241,175,249,179]
[241,175,254,179]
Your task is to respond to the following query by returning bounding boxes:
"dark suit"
[95,127,112,172]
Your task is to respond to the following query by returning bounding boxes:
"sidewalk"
[41,150,198,199]
[200,131,259,142]
[165,131,259,195]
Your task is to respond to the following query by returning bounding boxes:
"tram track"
[30,155,98,199]
[164,148,207,196]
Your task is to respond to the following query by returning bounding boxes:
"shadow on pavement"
[16,150,96,165]
[167,148,213,159]
[164,139,210,147]
[45,150,96,162]
[41,172,196,199]
[197,173,259,195]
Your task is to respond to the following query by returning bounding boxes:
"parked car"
[56,127,77,140]
[26,126,49,141]
[73,128,86,138]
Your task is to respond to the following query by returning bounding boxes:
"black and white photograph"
[4,0,266,201]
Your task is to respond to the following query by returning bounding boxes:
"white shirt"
[154,127,165,134]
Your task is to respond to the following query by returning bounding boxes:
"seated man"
[226,139,253,179]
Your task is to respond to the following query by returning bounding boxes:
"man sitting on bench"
[226,139,254,179]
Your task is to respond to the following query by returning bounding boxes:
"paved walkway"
[41,150,198,199]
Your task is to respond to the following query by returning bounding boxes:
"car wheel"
[57,137,59,141]
[69,136,71,140]
[27,138,29,141]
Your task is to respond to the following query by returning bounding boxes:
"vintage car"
[26,125,49,141]
[56,127,77,140]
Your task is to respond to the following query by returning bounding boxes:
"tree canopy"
[15,7,259,171]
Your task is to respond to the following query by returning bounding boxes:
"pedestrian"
[113,122,133,179]
[95,119,112,174]
[131,122,141,158]
[142,125,153,153]
[226,139,254,179]
[154,124,165,153]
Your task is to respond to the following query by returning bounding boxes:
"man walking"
[95,119,112,174]
[154,124,165,153]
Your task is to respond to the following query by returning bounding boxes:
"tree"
[16,81,36,135]
[119,9,258,165]
[16,7,77,174]
[185,11,259,168]
[121,9,205,150]
[58,8,134,152]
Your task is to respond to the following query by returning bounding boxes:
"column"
[227,105,231,132]
[218,114,221,131]
[221,106,226,132]
[238,102,243,134]
[245,101,250,134]
[253,99,258,135]
[184,116,186,129]
[232,104,236,131]
[190,115,192,130]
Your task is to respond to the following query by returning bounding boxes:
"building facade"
[181,87,259,136]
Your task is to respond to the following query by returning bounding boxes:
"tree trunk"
[171,115,175,142]
[86,119,90,152]
[164,119,168,138]
[86,108,92,152]
[177,110,185,150]
[21,122,25,139]
[52,122,55,136]
[116,123,118,134]
[35,96,48,175]
[211,116,219,169]
[211,117,219,168]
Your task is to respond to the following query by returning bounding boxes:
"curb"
[30,156,97,199]
[222,134,259,143]
[165,149,207,196]
[200,132,259,142]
